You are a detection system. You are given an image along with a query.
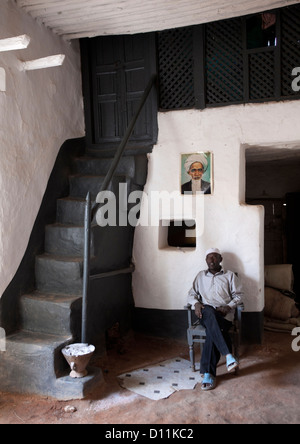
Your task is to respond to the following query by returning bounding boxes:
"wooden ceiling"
[15,0,300,40]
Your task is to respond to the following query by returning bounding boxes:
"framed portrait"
[181,152,212,195]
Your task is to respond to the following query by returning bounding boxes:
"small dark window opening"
[167,220,196,248]
[246,13,277,49]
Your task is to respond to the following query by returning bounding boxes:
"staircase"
[0,151,147,400]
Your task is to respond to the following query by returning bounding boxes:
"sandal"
[226,354,239,372]
[201,373,216,391]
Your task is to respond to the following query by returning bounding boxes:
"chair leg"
[233,332,240,375]
[189,344,195,372]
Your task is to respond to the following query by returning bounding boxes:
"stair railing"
[81,74,157,343]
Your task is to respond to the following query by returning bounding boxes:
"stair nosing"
[21,291,81,302]
[57,196,87,202]
[46,223,85,229]
[6,329,72,344]
[36,253,83,262]
[69,173,125,178]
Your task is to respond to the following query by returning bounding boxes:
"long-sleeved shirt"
[187,268,243,321]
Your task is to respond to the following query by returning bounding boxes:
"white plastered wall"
[132,100,300,313]
[0,0,85,297]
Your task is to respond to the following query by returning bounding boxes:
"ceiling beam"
[16,0,300,39]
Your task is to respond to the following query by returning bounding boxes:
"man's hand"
[216,305,231,317]
[194,302,204,319]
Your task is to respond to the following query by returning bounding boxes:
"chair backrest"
[184,304,193,327]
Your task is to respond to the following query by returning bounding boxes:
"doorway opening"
[245,144,300,308]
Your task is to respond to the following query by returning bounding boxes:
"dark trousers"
[200,305,232,377]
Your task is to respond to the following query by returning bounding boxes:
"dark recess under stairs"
[0,152,147,400]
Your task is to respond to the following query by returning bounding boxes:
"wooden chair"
[184,303,244,373]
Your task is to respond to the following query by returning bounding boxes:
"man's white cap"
[205,248,221,257]
[184,153,208,173]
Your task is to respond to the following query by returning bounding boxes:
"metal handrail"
[81,74,156,343]
[82,191,91,344]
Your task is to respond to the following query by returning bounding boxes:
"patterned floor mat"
[118,357,202,400]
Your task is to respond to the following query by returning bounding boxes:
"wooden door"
[81,33,157,150]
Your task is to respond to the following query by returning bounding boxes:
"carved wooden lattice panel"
[158,27,194,109]
[281,5,300,96]
[157,4,300,111]
[205,18,244,105]
[249,51,275,99]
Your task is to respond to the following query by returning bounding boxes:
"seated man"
[187,248,243,390]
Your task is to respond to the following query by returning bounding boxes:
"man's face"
[188,162,204,181]
[206,253,222,273]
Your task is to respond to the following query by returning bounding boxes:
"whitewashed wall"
[132,100,300,314]
[0,0,85,297]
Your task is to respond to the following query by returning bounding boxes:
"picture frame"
[180,152,212,195]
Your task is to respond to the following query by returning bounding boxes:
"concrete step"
[69,174,127,199]
[54,366,104,401]
[45,223,96,257]
[56,197,87,226]
[0,154,136,400]
[20,292,81,336]
[35,254,83,295]
[45,224,84,257]
[0,330,70,395]
[0,330,104,400]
